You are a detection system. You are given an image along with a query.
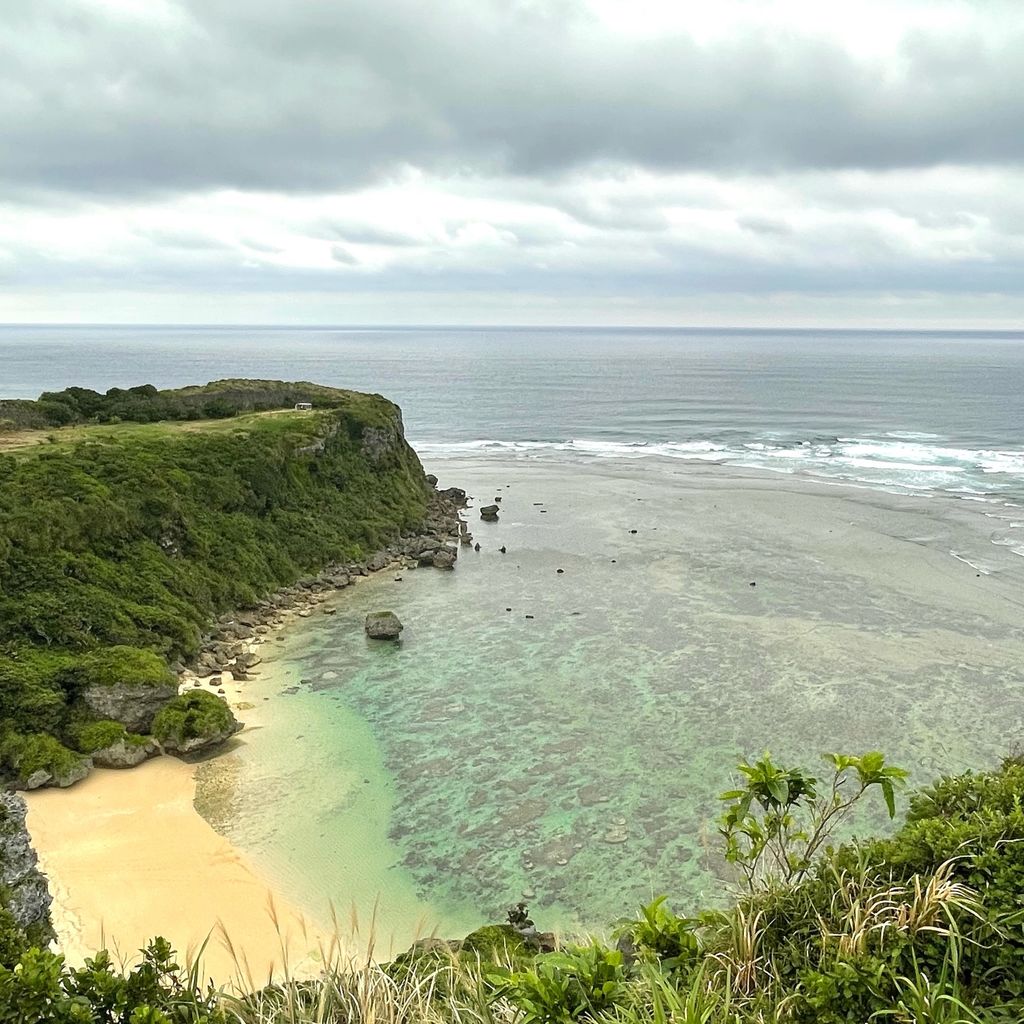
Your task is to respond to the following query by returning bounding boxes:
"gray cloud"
[3,0,1024,198]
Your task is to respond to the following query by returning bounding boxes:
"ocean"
[6,325,1024,949]
[3,324,1024,503]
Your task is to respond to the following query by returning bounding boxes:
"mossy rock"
[459,924,530,961]
[152,691,240,755]
[364,610,403,640]
[0,733,90,790]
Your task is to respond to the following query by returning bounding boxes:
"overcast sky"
[2,0,1023,326]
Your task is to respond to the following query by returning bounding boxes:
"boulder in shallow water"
[432,549,457,570]
[480,504,500,521]
[364,610,404,640]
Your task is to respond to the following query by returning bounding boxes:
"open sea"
[3,324,1024,503]
[5,325,1024,949]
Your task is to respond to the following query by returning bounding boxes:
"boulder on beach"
[439,486,467,505]
[480,504,500,521]
[367,550,390,572]
[153,691,241,755]
[364,610,404,639]
[92,736,160,769]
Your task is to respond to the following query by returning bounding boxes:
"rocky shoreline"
[10,479,470,793]
[176,480,470,697]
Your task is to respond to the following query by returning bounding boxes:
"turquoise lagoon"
[198,457,1024,953]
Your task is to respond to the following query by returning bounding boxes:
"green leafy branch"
[719,751,908,891]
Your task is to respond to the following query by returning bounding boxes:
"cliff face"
[0,792,53,946]
[0,382,432,787]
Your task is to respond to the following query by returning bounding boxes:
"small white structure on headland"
[294,402,313,411]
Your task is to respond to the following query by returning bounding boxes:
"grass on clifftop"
[0,380,431,783]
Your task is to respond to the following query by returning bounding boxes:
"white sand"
[24,756,336,986]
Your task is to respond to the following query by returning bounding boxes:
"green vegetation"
[4,750,1024,1021]
[0,380,431,784]
[0,379,364,431]
[0,733,87,785]
[63,719,148,755]
[69,647,176,690]
[152,691,238,748]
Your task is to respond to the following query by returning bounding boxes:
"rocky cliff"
[0,792,53,949]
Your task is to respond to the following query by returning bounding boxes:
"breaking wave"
[416,434,1024,504]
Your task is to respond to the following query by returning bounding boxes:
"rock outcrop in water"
[365,611,404,639]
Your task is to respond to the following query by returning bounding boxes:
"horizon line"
[3,322,1024,335]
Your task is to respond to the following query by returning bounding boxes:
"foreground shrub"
[491,944,627,1024]
[0,939,224,1024]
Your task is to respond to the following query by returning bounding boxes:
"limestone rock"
[156,695,242,756]
[0,792,54,944]
[439,486,468,506]
[480,504,500,521]
[364,610,404,639]
[367,550,390,572]
[432,549,457,570]
[23,758,92,790]
[82,679,177,734]
[91,736,160,769]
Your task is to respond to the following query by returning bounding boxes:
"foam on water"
[416,435,1024,502]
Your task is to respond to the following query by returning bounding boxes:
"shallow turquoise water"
[209,458,1024,943]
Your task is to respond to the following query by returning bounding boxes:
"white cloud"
[2,0,1024,323]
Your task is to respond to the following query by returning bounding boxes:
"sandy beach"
[24,755,334,986]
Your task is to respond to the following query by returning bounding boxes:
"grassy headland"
[0,380,431,789]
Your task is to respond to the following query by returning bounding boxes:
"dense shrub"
[63,719,138,755]
[0,382,430,781]
[66,647,176,691]
[0,939,225,1023]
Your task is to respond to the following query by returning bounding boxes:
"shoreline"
[22,454,1024,976]
[24,757,335,985]
[22,558,464,980]
[21,483,472,979]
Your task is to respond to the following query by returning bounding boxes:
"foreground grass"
[3,752,1023,1023]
